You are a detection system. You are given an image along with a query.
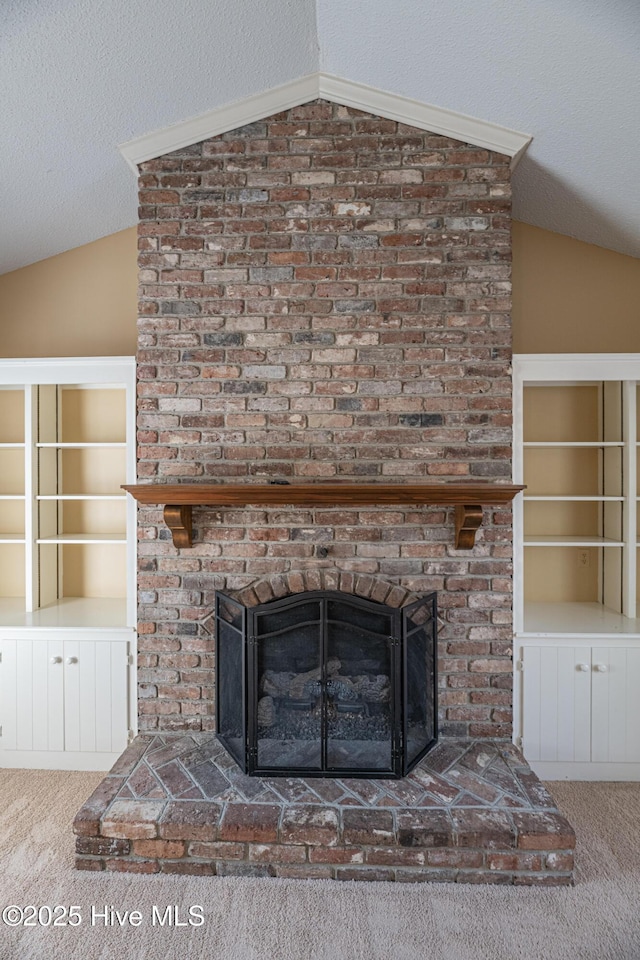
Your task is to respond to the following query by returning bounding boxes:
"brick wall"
[135,99,513,740]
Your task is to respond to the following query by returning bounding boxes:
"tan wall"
[512,222,640,354]
[0,220,638,359]
[0,228,137,358]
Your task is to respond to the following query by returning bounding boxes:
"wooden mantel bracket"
[163,504,193,549]
[123,482,524,550]
[454,504,484,550]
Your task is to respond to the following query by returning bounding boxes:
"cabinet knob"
[577,663,590,672]
[66,656,78,665]
[50,656,62,664]
[594,663,609,673]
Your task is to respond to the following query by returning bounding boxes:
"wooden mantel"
[122,482,524,550]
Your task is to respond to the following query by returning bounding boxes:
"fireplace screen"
[215,590,437,779]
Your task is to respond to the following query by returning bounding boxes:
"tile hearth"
[74,736,575,884]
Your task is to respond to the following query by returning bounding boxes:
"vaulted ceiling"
[2,0,638,276]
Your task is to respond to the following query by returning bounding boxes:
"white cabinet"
[520,643,640,777]
[514,355,640,780]
[0,358,136,770]
[0,636,130,768]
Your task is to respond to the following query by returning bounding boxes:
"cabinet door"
[0,640,64,751]
[0,638,128,756]
[522,645,591,762]
[591,647,640,763]
[0,640,18,749]
[63,639,128,753]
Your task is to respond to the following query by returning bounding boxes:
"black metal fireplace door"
[215,589,437,779]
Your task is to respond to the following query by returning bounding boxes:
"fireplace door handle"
[66,656,78,665]
[577,663,590,672]
[50,656,62,665]
[593,663,608,673]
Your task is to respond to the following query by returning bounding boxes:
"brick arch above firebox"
[201,571,422,635]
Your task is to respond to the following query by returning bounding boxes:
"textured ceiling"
[0,0,318,275]
[1,0,639,276]
[318,0,640,261]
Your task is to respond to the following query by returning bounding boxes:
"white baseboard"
[0,750,118,772]
[529,760,640,781]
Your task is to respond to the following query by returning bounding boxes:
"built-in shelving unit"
[513,356,640,634]
[0,360,136,628]
[0,358,136,771]
[513,355,640,781]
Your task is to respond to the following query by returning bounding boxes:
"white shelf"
[36,534,126,544]
[36,495,126,501]
[524,536,623,547]
[37,442,126,448]
[523,441,623,447]
[0,496,25,501]
[524,496,624,501]
[0,443,25,449]
[522,602,640,638]
[0,597,129,631]
[0,536,26,543]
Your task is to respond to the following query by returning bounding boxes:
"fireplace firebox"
[214,590,437,779]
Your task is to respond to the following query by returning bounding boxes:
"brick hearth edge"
[73,735,575,884]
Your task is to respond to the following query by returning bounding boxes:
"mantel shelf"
[122,482,524,550]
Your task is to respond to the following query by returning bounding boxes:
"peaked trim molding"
[119,72,532,172]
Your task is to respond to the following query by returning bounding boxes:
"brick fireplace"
[74,99,575,882]
[134,99,516,737]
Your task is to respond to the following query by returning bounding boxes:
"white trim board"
[527,761,640,782]
[0,751,121,772]
[119,72,532,173]
[514,353,640,383]
[0,357,135,387]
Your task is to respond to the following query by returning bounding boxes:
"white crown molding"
[318,74,532,169]
[119,72,532,173]
[118,73,319,172]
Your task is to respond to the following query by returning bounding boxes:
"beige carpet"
[0,771,639,960]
